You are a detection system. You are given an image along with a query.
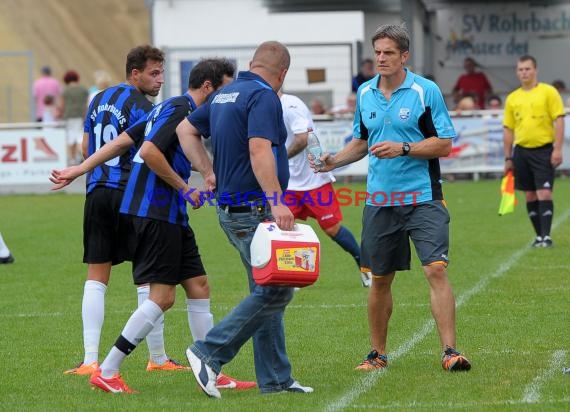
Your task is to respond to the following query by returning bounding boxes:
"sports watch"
[402,142,411,156]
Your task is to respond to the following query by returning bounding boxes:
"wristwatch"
[402,142,411,156]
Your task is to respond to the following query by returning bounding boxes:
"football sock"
[137,285,167,365]
[187,298,213,341]
[331,225,361,267]
[526,200,541,237]
[0,232,10,258]
[100,299,162,378]
[82,280,107,365]
[538,200,553,237]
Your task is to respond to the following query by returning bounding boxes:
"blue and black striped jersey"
[120,93,197,227]
[84,83,153,193]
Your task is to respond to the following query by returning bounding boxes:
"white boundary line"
[349,397,570,409]
[522,350,567,403]
[325,209,570,412]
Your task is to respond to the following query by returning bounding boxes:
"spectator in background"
[330,92,357,117]
[310,97,328,115]
[454,92,477,116]
[486,94,502,110]
[452,57,493,109]
[352,58,375,92]
[88,70,112,105]
[33,66,62,121]
[551,79,567,95]
[59,70,89,164]
[41,94,58,128]
[0,232,14,264]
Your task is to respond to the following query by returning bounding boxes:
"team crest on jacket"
[399,108,411,120]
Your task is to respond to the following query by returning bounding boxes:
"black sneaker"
[531,236,543,247]
[541,236,553,248]
[0,254,14,264]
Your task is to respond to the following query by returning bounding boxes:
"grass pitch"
[0,179,569,411]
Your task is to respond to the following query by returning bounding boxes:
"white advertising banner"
[0,128,66,185]
[314,119,368,176]
[315,115,570,176]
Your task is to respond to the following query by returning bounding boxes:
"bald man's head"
[250,41,290,75]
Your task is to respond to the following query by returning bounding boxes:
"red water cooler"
[250,222,320,287]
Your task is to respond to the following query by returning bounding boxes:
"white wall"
[153,0,364,47]
[152,0,370,107]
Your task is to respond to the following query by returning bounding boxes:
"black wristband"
[505,157,513,161]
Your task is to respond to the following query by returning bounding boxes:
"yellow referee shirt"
[503,83,565,148]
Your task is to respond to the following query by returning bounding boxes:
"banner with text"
[315,116,570,176]
[0,128,66,185]
[435,4,570,67]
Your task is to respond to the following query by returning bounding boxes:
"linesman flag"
[498,170,516,216]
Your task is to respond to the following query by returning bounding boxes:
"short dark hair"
[125,45,165,78]
[518,55,537,68]
[188,58,235,90]
[63,70,79,84]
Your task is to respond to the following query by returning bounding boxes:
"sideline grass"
[0,179,569,411]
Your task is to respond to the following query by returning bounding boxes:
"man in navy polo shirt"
[177,41,313,398]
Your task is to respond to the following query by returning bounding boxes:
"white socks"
[0,233,10,258]
[100,299,163,378]
[137,285,167,365]
[82,280,107,364]
[187,298,213,341]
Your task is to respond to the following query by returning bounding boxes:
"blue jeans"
[191,206,295,393]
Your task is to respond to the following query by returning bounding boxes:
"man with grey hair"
[178,41,314,398]
[314,24,471,372]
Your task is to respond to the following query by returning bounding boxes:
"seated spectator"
[486,94,502,110]
[310,98,328,115]
[352,58,375,92]
[552,79,566,93]
[454,92,477,116]
[452,57,493,109]
[330,92,356,116]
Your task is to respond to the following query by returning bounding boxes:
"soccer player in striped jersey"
[52,58,256,392]
[56,45,174,376]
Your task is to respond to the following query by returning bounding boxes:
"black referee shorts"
[513,144,555,191]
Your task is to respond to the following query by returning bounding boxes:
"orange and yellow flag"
[498,170,516,216]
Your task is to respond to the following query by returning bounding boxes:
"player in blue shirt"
[178,41,313,398]
[314,24,471,373]
[53,45,170,376]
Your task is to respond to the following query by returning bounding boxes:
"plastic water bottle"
[306,129,324,168]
